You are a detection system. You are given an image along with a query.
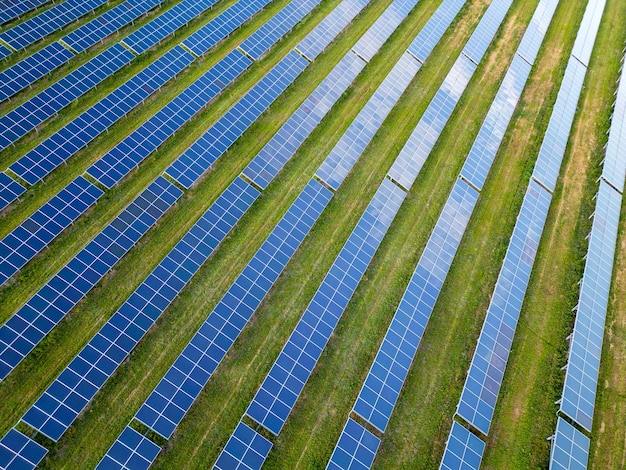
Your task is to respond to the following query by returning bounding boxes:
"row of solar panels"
[0,0,365,465]
[0,0,50,26]
[437,1,608,469]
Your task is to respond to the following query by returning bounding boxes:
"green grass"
[0,0,625,468]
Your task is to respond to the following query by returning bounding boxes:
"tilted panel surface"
[213,422,272,470]
[0,428,48,470]
[549,418,589,470]
[0,0,51,25]
[326,418,380,470]
[0,172,26,211]
[95,426,160,470]
[439,422,485,470]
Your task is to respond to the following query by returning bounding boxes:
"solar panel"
[456,179,551,435]
[0,172,26,212]
[439,422,485,470]
[531,58,587,193]
[134,179,331,439]
[549,418,589,470]
[0,45,12,60]
[326,418,380,470]
[559,180,621,432]
[295,0,371,61]
[166,50,309,189]
[86,49,250,188]
[0,43,135,152]
[407,0,465,63]
[238,0,320,60]
[247,179,405,435]
[243,52,366,189]
[62,0,164,53]
[0,42,74,102]
[602,50,626,192]
[315,52,422,190]
[351,0,420,62]
[387,54,476,191]
[182,0,272,57]
[213,422,272,470]
[21,178,257,441]
[0,428,48,470]
[462,0,512,65]
[10,46,194,185]
[460,54,531,191]
[0,0,51,26]
[353,180,478,432]
[0,177,182,381]
[570,0,606,67]
[0,0,109,50]
[122,0,217,54]
[515,0,560,64]
[0,176,103,287]
[96,427,160,470]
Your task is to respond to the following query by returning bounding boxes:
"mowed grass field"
[0,0,624,467]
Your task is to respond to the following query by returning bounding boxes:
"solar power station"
[0,0,623,467]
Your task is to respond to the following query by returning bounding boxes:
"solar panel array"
[439,422,485,470]
[181,0,272,57]
[0,428,48,470]
[238,0,320,60]
[327,418,381,470]
[9,46,194,186]
[0,177,181,381]
[19,178,256,441]
[213,422,273,470]
[0,176,103,287]
[0,42,74,102]
[165,50,309,188]
[0,172,26,211]
[122,0,217,54]
[87,50,251,189]
[549,418,590,470]
[0,0,109,50]
[0,0,50,26]
[95,426,161,470]
[62,0,164,53]
[0,43,135,152]
[0,45,12,60]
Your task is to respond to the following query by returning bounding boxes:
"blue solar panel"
[0,0,50,26]
[326,418,380,470]
[570,0,605,67]
[243,52,366,189]
[247,179,405,435]
[456,179,551,435]
[122,0,217,53]
[515,0,559,64]
[0,176,103,287]
[462,0,512,65]
[133,178,330,438]
[96,427,160,470]
[549,418,589,470]
[0,45,12,60]
[560,180,621,432]
[407,0,465,63]
[87,49,251,189]
[602,50,626,192]
[0,42,74,102]
[316,52,422,190]
[460,55,531,191]
[295,0,371,61]
[0,0,109,50]
[62,0,164,52]
[0,428,48,470]
[387,54,476,191]
[10,46,194,185]
[0,172,26,211]
[0,43,134,152]
[213,422,272,470]
[0,177,181,381]
[238,0,320,60]
[531,57,587,193]
[351,0,420,62]
[439,422,485,470]
[21,178,257,441]
[182,0,272,57]
[353,179,478,432]
[166,50,309,189]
